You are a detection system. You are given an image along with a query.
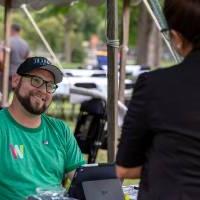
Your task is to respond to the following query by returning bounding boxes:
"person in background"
[9,23,30,76]
[0,56,85,200]
[0,23,30,93]
[116,0,200,199]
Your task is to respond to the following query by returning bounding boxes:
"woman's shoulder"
[141,63,182,84]
[150,63,181,76]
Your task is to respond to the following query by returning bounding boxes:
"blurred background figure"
[84,34,100,69]
[9,23,30,76]
[0,23,30,93]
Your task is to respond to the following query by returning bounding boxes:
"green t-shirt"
[0,108,85,200]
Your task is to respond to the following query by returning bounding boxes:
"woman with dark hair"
[116,0,200,199]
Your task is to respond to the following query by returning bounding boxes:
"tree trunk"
[136,3,152,65]
[119,0,130,103]
[147,23,162,69]
[64,16,72,63]
[64,31,72,63]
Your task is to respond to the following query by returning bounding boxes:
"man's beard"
[15,81,50,115]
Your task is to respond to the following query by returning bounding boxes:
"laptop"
[68,163,118,200]
[82,179,124,200]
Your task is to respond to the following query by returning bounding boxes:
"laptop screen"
[82,179,124,200]
[68,163,118,200]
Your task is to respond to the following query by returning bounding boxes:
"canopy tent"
[0,0,118,162]
[0,0,178,162]
[0,0,72,9]
[0,0,104,9]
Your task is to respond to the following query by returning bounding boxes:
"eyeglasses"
[20,74,58,94]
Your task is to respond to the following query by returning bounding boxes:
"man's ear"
[11,74,21,89]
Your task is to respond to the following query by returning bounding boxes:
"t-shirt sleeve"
[63,125,86,173]
[116,72,153,167]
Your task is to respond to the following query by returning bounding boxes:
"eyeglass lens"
[31,76,57,93]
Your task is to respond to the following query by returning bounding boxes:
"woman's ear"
[170,30,184,52]
[170,30,193,56]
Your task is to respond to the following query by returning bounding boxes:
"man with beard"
[0,57,85,200]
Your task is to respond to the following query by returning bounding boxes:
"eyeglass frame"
[19,73,58,94]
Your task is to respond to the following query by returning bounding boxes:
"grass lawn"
[61,62,82,69]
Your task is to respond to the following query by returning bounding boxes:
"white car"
[54,69,133,104]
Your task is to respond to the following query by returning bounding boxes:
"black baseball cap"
[17,56,63,83]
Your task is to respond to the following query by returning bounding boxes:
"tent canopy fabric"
[0,0,104,9]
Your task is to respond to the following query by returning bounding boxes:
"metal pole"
[21,4,63,68]
[107,0,119,162]
[143,0,181,63]
[2,0,12,107]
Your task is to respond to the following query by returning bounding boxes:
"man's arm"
[62,170,75,187]
[62,123,86,180]
[67,170,75,180]
[116,165,142,179]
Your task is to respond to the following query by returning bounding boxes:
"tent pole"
[107,0,119,162]
[142,0,181,63]
[2,0,12,107]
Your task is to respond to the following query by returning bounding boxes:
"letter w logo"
[9,144,24,159]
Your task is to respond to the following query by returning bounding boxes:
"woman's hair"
[164,0,200,49]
